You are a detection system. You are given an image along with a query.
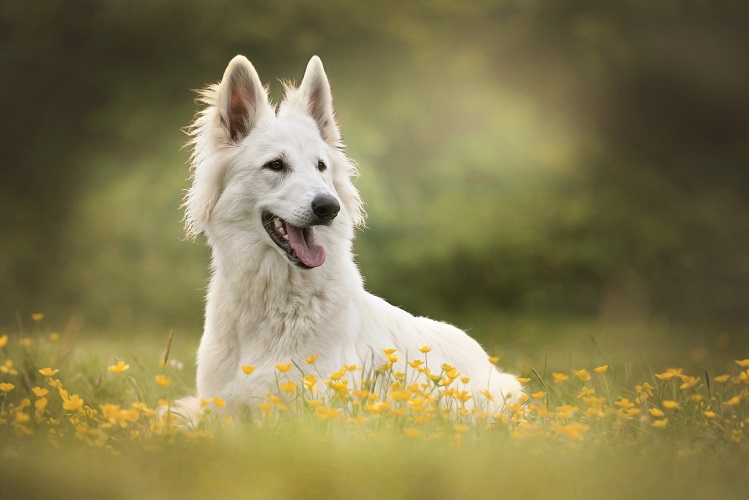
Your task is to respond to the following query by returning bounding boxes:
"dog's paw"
[157,396,203,427]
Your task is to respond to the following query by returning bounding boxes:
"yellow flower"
[556,405,578,419]
[615,398,635,409]
[593,365,609,373]
[275,363,292,373]
[35,397,48,411]
[390,390,411,401]
[408,360,424,368]
[303,375,318,391]
[662,400,680,410]
[704,410,717,418]
[19,338,32,347]
[651,418,669,428]
[241,365,256,375]
[689,394,704,402]
[63,394,84,411]
[555,423,588,441]
[648,408,665,417]
[488,356,499,364]
[39,367,59,377]
[0,334,7,347]
[724,395,742,406]
[531,390,547,399]
[679,376,700,390]
[552,372,569,383]
[418,346,431,353]
[107,361,130,374]
[382,348,397,355]
[280,381,297,393]
[735,359,749,368]
[0,383,15,393]
[31,313,44,321]
[329,368,346,381]
[714,374,730,383]
[403,427,422,438]
[32,387,49,397]
[259,402,274,412]
[574,369,591,381]
[480,389,495,402]
[516,377,531,384]
[304,354,318,364]
[15,412,30,424]
[655,368,683,381]
[214,396,225,407]
[155,374,172,387]
[453,424,469,434]
[49,332,60,341]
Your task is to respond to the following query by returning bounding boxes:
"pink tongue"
[286,224,326,268]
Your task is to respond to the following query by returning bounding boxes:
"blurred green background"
[1,0,748,343]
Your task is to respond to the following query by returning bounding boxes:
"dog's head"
[184,56,364,269]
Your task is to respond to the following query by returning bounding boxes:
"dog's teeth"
[274,219,283,229]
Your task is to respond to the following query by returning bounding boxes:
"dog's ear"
[286,56,341,146]
[218,55,271,141]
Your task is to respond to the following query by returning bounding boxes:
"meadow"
[3,3,749,498]
[1,314,748,499]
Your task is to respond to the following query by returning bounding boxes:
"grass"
[1,314,749,499]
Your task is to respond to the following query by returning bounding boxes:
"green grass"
[1,316,749,499]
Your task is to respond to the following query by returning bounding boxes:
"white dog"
[181,55,521,417]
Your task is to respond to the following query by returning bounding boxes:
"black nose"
[311,194,340,222]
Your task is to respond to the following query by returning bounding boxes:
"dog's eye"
[317,161,327,172]
[264,159,284,171]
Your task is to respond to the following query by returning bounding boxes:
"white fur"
[181,55,521,417]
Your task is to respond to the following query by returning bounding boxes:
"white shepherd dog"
[181,55,521,417]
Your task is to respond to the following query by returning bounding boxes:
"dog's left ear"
[284,56,341,146]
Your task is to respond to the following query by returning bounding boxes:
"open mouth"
[262,212,326,269]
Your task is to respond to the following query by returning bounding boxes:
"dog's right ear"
[217,55,271,141]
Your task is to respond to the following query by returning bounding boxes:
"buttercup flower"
[31,313,44,321]
[32,387,49,397]
[552,372,569,383]
[39,368,59,377]
[280,381,297,394]
[155,374,172,387]
[0,383,15,393]
[594,365,609,373]
[724,395,742,406]
[275,363,292,373]
[63,394,84,411]
[241,365,256,375]
[662,400,680,410]
[418,346,431,353]
[574,369,591,381]
[0,334,7,347]
[108,361,130,374]
[304,355,318,364]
